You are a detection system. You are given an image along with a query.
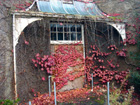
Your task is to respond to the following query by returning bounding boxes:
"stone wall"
[0,0,32,100]
[97,0,140,64]
[0,1,14,100]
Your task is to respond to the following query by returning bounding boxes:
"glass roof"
[37,0,104,16]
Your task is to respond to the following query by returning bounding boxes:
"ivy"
[32,44,85,90]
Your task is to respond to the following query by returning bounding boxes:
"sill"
[50,41,83,44]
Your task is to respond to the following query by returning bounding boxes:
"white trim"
[95,5,102,16]
[36,0,41,11]
[50,0,56,13]
[50,41,83,44]
[85,3,92,16]
[26,0,36,11]
[107,22,126,41]
[82,25,85,58]
[13,16,42,99]
[73,0,80,15]
[13,13,17,99]
[61,0,69,14]
[14,17,42,46]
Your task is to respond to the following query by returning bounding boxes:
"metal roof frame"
[26,0,105,17]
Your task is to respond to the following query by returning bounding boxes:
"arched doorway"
[84,21,124,55]
[16,19,50,102]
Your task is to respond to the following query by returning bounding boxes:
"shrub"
[129,71,140,94]
[0,98,20,105]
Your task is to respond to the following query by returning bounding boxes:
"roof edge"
[11,10,126,23]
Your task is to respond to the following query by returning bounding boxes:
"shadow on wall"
[84,22,123,53]
[16,19,50,103]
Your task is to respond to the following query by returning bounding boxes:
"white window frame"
[50,23,84,45]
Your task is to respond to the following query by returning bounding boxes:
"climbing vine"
[32,44,85,90]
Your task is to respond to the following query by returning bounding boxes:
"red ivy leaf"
[24,40,29,45]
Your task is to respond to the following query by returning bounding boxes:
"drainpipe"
[13,13,18,100]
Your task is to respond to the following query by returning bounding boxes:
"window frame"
[50,23,84,44]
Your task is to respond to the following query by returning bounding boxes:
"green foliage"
[94,95,105,105]
[110,74,133,105]
[0,98,20,105]
[110,86,133,105]
[129,71,140,94]
[110,89,120,105]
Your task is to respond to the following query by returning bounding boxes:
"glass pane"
[77,33,82,40]
[58,33,63,40]
[51,24,56,31]
[71,33,76,40]
[64,25,69,32]
[64,33,70,40]
[70,25,75,32]
[57,24,63,32]
[77,25,81,32]
[51,33,56,40]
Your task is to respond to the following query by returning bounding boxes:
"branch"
[124,58,138,67]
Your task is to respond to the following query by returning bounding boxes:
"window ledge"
[50,41,83,44]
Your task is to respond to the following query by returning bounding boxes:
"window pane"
[57,24,63,32]
[70,25,75,32]
[51,33,56,40]
[58,33,63,40]
[51,24,56,31]
[64,33,70,40]
[77,25,81,32]
[64,25,69,32]
[71,33,76,40]
[77,33,82,40]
